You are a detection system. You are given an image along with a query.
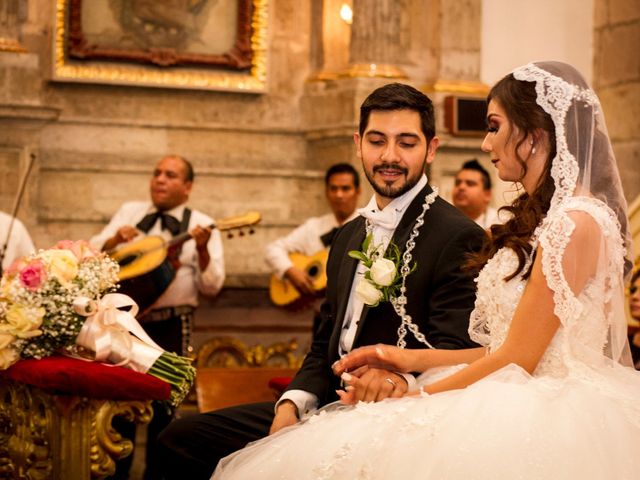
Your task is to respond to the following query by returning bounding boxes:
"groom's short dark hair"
[359,83,436,141]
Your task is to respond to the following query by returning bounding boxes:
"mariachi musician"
[265,163,360,309]
[90,154,225,479]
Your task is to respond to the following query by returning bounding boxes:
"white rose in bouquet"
[369,257,397,287]
[0,333,15,350]
[0,347,19,370]
[40,249,79,286]
[356,278,383,306]
[3,305,44,338]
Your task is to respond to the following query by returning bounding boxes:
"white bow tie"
[357,206,400,230]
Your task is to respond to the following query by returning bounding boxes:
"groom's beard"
[365,161,425,199]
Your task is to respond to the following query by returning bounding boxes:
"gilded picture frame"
[52,0,268,92]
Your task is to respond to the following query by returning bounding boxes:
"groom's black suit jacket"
[287,184,486,406]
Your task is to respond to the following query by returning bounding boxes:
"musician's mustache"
[373,163,408,175]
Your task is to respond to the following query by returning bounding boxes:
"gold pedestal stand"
[0,379,153,479]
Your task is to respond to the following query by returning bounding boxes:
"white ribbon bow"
[72,293,164,373]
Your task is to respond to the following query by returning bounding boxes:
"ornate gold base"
[0,379,153,479]
[422,79,490,96]
[309,63,409,81]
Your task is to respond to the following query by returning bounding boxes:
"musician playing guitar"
[265,163,360,312]
[90,154,225,480]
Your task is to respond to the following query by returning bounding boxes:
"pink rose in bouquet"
[18,259,47,291]
[54,239,100,261]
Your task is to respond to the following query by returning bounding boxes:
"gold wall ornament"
[0,378,153,480]
[196,336,303,368]
[52,0,269,92]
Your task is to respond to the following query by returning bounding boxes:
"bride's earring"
[530,140,536,155]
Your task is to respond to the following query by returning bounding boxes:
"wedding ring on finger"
[385,377,397,388]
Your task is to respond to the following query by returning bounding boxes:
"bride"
[212,61,639,479]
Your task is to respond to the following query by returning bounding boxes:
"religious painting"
[52,0,268,92]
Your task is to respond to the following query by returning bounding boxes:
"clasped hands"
[332,344,414,405]
[270,344,416,434]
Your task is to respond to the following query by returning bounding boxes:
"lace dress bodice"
[469,197,624,379]
[470,248,609,378]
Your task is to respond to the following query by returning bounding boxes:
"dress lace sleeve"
[537,197,629,364]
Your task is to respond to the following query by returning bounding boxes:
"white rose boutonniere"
[348,233,415,307]
[355,278,384,306]
[369,258,396,286]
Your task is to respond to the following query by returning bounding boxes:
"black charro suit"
[158,184,485,479]
[286,184,483,404]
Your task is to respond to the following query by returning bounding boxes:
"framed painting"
[52,0,269,92]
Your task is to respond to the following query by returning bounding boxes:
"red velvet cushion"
[268,376,293,394]
[1,356,170,401]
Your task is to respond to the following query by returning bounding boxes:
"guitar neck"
[167,223,216,248]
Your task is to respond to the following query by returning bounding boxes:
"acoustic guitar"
[109,211,261,312]
[269,249,329,307]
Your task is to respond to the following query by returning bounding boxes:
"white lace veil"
[513,62,632,268]
[488,62,632,364]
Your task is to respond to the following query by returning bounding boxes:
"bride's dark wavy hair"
[466,74,557,281]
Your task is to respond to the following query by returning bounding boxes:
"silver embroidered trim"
[365,187,439,349]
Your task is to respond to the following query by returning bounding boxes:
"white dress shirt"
[265,211,359,279]
[281,175,428,416]
[90,201,225,308]
[0,211,35,271]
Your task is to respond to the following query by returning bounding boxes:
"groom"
[158,83,485,478]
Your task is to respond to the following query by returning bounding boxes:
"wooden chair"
[194,337,302,412]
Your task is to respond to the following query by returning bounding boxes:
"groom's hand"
[269,400,299,435]
[337,368,407,404]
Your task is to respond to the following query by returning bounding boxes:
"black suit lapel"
[352,184,434,346]
[334,217,366,333]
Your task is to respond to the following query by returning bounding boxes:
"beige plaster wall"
[481,0,594,85]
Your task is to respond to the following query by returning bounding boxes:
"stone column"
[593,0,640,205]
[346,0,408,78]
[0,0,26,52]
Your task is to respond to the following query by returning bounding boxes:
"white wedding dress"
[213,197,640,480]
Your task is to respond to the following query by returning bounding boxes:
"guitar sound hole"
[307,265,319,278]
[118,255,137,267]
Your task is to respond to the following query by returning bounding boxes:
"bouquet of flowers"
[348,233,415,307]
[0,240,194,406]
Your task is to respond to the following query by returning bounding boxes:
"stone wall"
[593,0,640,204]
[0,0,486,352]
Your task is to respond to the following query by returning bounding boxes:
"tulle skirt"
[212,364,640,479]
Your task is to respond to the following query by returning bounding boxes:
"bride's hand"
[332,344,414,376]
[336,368,407,404]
